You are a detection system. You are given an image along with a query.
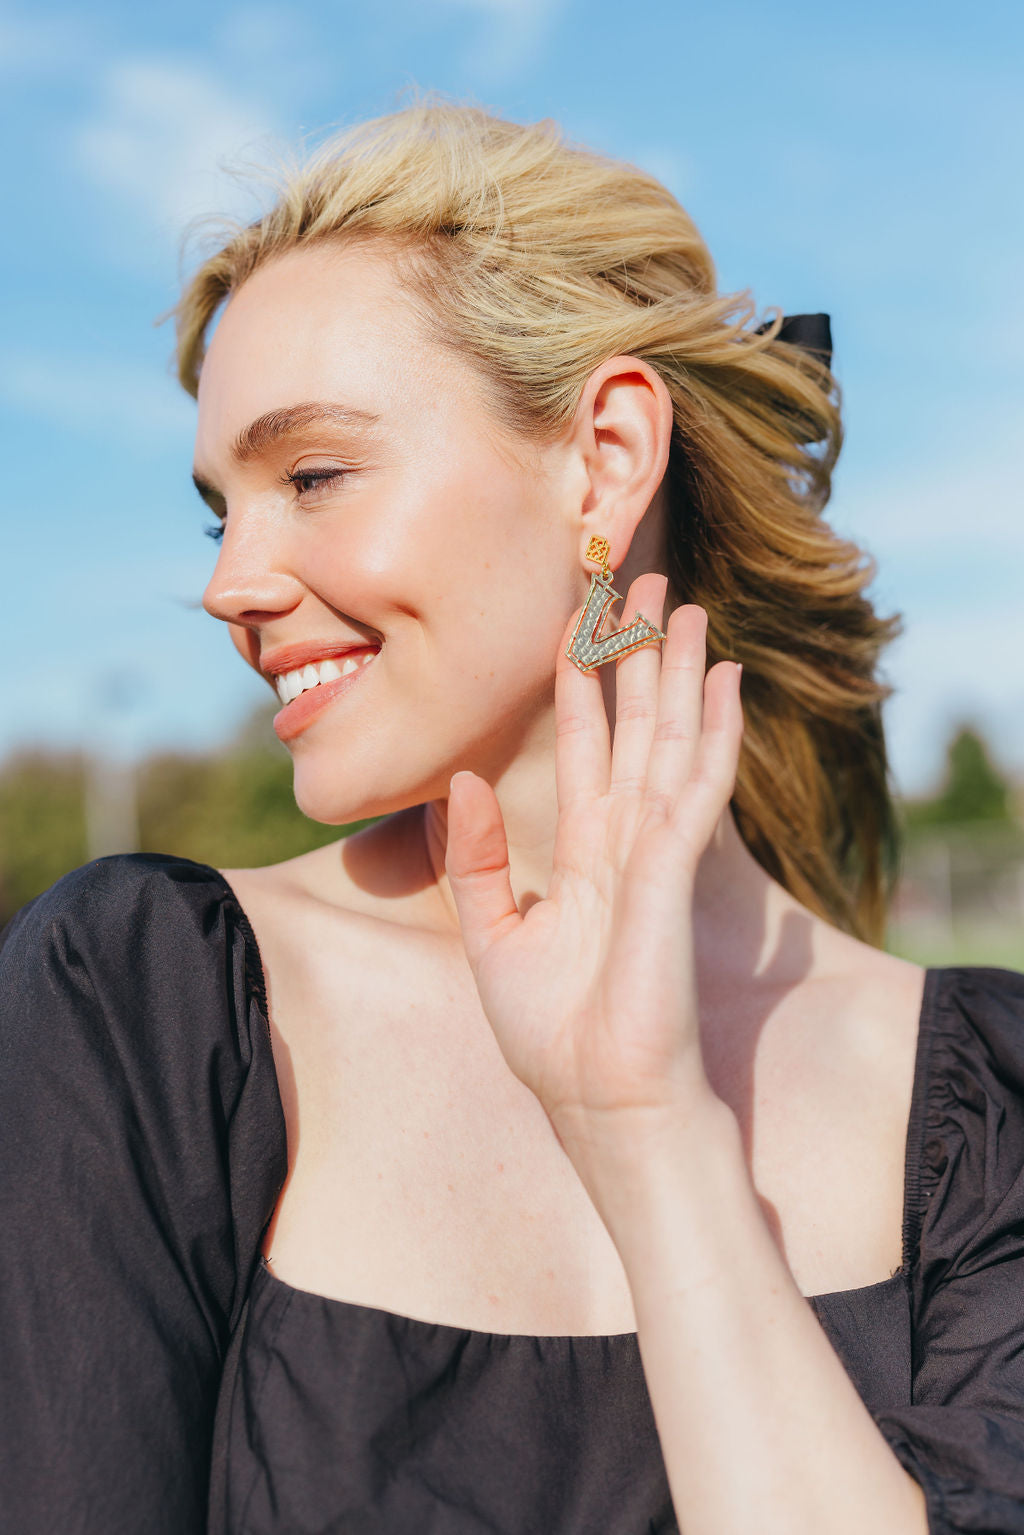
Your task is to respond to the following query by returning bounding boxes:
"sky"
[1,0,1021,797]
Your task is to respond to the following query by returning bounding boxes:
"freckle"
[545,1268,555,1280]
[496,1162,504,1173]
[447,1183,454,1192]
[487,1293,500,1305]
[423,1131,430,1138]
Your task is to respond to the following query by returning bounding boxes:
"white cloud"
[0,348,194,446]
[630,144,694,202]
[833,453,1024,559]
[828,446,1024,793]
[215,4,304,65]
[73,56,282,235]
[883,597,1024,797]
[432,0,568,80]
[0,8,90,74]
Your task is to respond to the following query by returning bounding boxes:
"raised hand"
[444,571,744,1157]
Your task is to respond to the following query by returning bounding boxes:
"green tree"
[938,727,1010,823]
[0,705,375,927]
[901,723,1013,832]
[0,750,88,923]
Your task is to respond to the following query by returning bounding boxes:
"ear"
[569,355,674,570]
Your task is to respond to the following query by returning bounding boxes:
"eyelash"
[204,468,347,544]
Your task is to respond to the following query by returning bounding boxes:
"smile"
[273,650,377,705]
[272,648,379,743]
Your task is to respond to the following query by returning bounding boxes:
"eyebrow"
[191,401,380,502]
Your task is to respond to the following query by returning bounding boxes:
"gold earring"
[565,536,667,673]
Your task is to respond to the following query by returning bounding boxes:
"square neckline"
[211,861,940,1344]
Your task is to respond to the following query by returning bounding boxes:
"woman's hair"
[174,101,904,947]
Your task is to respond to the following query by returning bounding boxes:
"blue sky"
[2,0,1021,795]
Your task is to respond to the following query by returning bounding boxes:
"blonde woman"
[3,104,1023,1535]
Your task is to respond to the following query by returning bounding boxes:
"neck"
[419,748,826,1013]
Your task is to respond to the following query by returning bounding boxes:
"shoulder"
[0,855,287,1384]
[928,963,1024,1091]
[909,965,1024,1271]
[221,807,454,938]
[2,850,240,952]
[923,963,1024,1162]
[0,852,273,1116]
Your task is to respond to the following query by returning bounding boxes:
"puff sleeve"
[871,967,1024,1533]
[0,854,287,1534]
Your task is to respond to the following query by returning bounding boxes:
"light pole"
[83,669,144,861]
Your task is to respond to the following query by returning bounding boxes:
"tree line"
[0,704,1018,930]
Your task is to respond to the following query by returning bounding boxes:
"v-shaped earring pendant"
[565,544,667,673]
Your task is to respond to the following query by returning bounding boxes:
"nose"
[202,510,306,630]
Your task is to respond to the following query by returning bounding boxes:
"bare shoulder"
[711,931,929,1294]
[219,806,442,933]
[746,929,928,1171]
[214,807,461,1051]
[817,931,927,1064]
[766,928,927,1099]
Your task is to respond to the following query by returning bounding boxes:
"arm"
[443,580,961,1533]
[574,1098,929,1534]
[0,856,276,1534]
[583,1076,1024,1535]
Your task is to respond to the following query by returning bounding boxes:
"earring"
[565,535,667,673]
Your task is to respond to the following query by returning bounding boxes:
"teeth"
[274,650,376,705]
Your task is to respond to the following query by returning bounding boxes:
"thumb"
[445,771,520,969]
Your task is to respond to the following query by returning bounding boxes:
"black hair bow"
[754,312,832,371]
[752,312,833,442]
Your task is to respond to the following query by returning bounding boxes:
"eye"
[284,467,348,499]
[201,465,346,542]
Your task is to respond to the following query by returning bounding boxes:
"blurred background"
[1,0,1021,964]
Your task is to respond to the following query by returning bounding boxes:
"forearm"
[567,1100,929,1535]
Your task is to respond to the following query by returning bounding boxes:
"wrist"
[551,1091,743,1229]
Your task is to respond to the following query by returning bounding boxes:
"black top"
[2,853,1024,1534]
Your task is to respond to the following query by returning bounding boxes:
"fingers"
[445,771,521,968]
[607,573,669,794]
[670,658,745,850]
[644,603,710,808]
[556,578,742,837]
[555,605,613,809]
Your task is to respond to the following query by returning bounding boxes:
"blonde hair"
[174,101,903,946]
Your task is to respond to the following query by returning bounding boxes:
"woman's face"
[193,242,586,824]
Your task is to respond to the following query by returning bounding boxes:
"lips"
[271,646,379,742]
[260,637,378,680]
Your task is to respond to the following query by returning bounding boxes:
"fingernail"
[735,663,743,680]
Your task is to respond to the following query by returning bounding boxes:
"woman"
[3,103,1023,1535]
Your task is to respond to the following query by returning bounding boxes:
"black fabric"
[0,855,287,1534]
[2,853,1024,1534]
[755,311,834,371]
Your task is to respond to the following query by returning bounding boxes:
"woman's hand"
[445,571,744,1162]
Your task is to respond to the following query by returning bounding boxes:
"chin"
[289,760,446,828]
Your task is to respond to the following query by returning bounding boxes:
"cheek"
[229,623,258,670]
[413,482,580,704]
[416,558,575,717]
[337,459,574,669]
